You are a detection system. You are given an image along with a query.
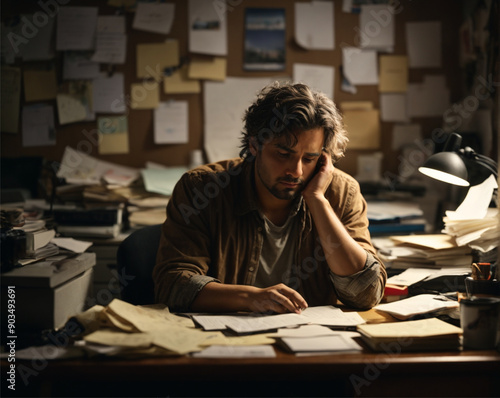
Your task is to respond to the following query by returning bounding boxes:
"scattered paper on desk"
[22,104,56,147]
[1,66,21,133]
[63,51,100,80]
[360,5,394,51]
[141,167,188,196]
[342,47,378,85]
[406,21,441,68]
[300,306,365,327]
[204,77,274,162]
[136,40,179,79]
[192,345,276,358]
[92,73,126,114]
[98,116,129,155]
[164,65,201,94]
[280,335,362,354]
[446,174,498,221]
[52,237,93,253]
[189,0,227,56]
[374,294,458,320]
[293,63,334,99]
[294,1,334,50]
[271,324,339,338]
[57,146,139,186]
[386,268,434,286]
[56,6,98,51]
[133,2,175,35]
[154,101,188,144]
[23,69,57,102]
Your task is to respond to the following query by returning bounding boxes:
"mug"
[460,297,500,350]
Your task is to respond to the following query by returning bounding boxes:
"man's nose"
[286,159,303,178]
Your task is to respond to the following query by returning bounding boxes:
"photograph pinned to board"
[244,8,286,71]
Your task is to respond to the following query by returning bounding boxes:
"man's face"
[250,128,325,201]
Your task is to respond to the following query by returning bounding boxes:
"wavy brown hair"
[240,82,348,163]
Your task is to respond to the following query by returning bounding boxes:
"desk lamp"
[418,132,498,188]
[418,132,499,296]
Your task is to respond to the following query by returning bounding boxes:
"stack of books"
[357,317,462,351]
[54,205,124,238]
[367,201,427,235]
[13,216,59,265]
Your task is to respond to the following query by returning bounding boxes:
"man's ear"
[249,137,259,156]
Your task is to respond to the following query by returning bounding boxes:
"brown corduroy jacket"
[153,157,386,312]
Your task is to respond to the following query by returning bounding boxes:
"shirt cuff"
[329,251,381,300]
[169,274,220,312]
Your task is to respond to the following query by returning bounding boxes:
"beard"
[255,157,305,200]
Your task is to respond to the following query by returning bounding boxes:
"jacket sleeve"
[327,174,387,309]
[153,172,220,312]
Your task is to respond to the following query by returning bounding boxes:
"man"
[153,82,386,314]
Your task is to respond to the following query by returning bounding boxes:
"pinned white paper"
[342,47,378,85]
[293,63,334,99]
[56,6,98,51]
[204,77,273,162]
[154,101,189,144]
[92,73,126,114]
[295,1,335,50]
[189,0,227,55]
[380,93,409,122]
[359,5,395,51]
[22,104,56,147]
[133,3,175,35]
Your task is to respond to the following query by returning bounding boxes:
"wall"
[1,0,466,181]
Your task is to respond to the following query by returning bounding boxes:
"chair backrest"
[116,224,162,305]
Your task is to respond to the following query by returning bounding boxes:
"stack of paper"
[373,294,459,320]
[442,176,499,253]
[385,234,473,270]
[357,317,462,351]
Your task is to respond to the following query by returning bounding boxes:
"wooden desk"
[5,346,500,397]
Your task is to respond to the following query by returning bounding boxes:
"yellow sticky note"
[188,57,226,81]
[164,65,201,94]
[136,40,179,79]
[23,69,58,102]
[98,116,129,154]
[379,55,408,93]
[343,109,380,149]
[130,83,160,109]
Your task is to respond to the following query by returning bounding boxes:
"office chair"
[116,224,162,305]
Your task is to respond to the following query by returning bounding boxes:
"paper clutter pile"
[442,175,498,254]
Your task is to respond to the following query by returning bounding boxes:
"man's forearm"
[305,195,367,276]
[191,281,308,314]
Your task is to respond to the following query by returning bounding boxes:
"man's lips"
[280,181,300,188]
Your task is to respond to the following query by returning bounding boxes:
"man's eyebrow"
[275,144,321,157]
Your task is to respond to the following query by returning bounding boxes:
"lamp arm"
[460,147,498,178]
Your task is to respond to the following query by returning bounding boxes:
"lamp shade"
[418,152,470,186]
